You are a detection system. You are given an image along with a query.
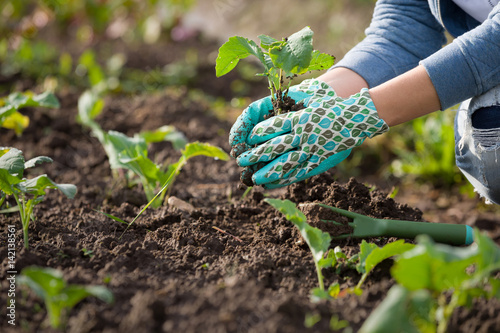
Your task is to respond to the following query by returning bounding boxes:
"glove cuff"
[351,88,389,139]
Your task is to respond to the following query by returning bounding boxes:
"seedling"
[360,230,500,333]
[101,141,229,236]
[0,147,77,249]
[78,90,228,208]
[264,199,332,292]
[18,266,113,329]
[0,91,60,136]
[216,26,335,115]
[354,239,414,292]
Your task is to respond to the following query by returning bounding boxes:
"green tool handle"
[380,219,474,246]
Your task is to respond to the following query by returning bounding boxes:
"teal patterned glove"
[237,79,389,188]
[229,88,311,158]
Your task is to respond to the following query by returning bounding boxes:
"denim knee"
[455,109,500,205]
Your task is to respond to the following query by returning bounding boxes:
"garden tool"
[317,204,474,246]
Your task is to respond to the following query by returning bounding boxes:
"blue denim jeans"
[455,85,500,205]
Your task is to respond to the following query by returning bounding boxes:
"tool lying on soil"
[317,204,474,246]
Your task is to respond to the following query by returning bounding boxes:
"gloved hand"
[236,79,389,188]
[229,86,312,158]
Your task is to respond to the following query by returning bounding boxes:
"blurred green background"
[0,0,484,209]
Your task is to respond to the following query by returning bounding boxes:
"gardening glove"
[229,86,313,158]
[237,79,390,188]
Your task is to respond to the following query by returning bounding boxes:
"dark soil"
[1,38,500,333]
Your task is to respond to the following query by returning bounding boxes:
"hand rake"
[317,204,474,246]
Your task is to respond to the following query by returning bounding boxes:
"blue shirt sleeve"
[421,5,500,109]
[333,0,500,110]
[332,0,446,92]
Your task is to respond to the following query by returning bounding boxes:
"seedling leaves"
[391,235,478,292]
[264,198,331,290]
[268,26,314,76]
[359,285,428,333]
[308,50,335,71]
[0,147,25,176]
[19,266,113,329]
[19,175,77,199]
[215,36,267,77]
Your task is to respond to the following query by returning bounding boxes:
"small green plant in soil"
[18,266,113,330]
[0,90,60,136]
[264,199,333,293]
[216,26,335,115]
[103,140,229,235]
[355,239,415,292]
[78,89,219,208]
[360,230,500,333]
[0,147,77,249]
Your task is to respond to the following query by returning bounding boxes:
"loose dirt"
[1,38,499,333]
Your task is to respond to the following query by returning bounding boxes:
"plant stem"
[13,194,30,249]
[314,261,325,290]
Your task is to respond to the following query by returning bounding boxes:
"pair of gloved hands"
[230,79,389,189]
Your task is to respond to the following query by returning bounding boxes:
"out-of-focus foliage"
[0,0,196,44]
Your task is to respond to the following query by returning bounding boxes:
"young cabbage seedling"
[0,147,77,249]
[0,91,60,136]
[264,198,332,294]
[78,90,201,208]
[18,266,113,329]
[354,239,415,293]
[361,230,500,333]
[216,26,335,115]
[101,141,230,236]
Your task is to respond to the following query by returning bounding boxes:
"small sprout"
[264,198,331,291]
[361,230,500,333]
[81,248,94,258]
[18,266,113,330]
[0,147,77,249]
[78,90,228,208]
[304,312,322,328]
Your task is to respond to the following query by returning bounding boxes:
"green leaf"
[264,198,331,263]
[264,198,307,224]
[18,267,66,298]
[19,266,113,329]
[268,26,314,76]
[79,50,105,86]
[474,229,500,272]
[0,169,23,194]
[258,34,279,49]
[1,111,29,135]
[106,130,148,170]
[19,175,77,199]
[32,91,60,108]
[25,156,53,169]
[362,240,415,275]
[181,141,230,161]
[139,125,187,150]
[359,286,430,333]
[356,240,378,274]
[308,50,335,71]
[0,147,25,176]
[391,235,478,292]
[61,285,114,309]
[78,90,105,122]
[215,36,268,77]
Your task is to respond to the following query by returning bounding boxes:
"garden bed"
[1,38,500,333]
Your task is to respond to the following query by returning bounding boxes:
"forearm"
[319,65,441,127]
[369,65,441,127]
